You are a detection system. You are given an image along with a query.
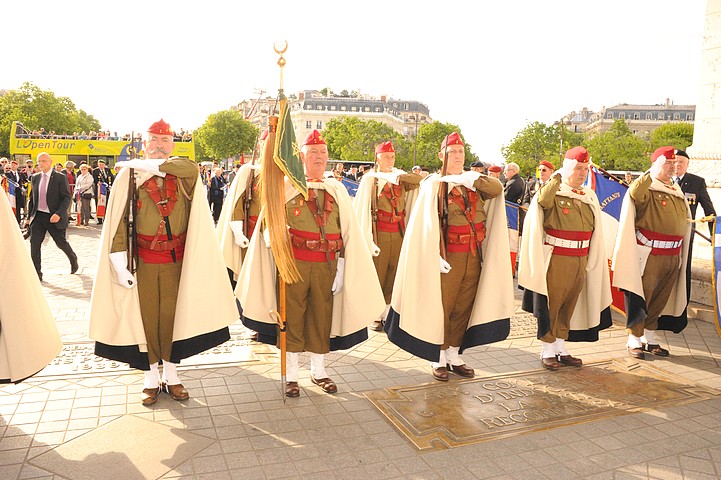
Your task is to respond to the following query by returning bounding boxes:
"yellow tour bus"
[9,121,195,167]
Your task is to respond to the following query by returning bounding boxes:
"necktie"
[38,173,48,211]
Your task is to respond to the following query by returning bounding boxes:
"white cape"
[216,164,259,278]
[611,178,691,317]
[518,182,612,330]
[390,173,514,345]
[0,191,62,382]
[89,166,238,349]
[236,177,385,340]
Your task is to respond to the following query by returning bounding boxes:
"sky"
[1,0,708,163]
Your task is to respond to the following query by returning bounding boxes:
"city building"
[561,99,695,139]
[232,90,432,141]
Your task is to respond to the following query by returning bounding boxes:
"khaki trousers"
[137,259,183,365]
[541,255,587,343]
[373,230,403,304]
[285,258,337,353]
[628,254,680,337]
[441,251,482,349]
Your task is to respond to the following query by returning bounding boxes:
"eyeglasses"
[538,168,548,172]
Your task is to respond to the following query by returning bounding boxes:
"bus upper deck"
[9,121,195,166]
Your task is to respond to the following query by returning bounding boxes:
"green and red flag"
[273,94,307,200]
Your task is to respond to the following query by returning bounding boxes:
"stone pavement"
[3,221,721,479]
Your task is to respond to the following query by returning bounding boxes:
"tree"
[194,110,257,163]
[649,122,694,151]
[0,82,101,156]
[323,117,408,163]
[413,121,478,170]
[584,119,649,171]
[501,121,578,175]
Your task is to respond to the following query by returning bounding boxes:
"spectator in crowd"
[228,163,241,185]
[487,165,502,179]
[74,164,94,226]
[625,171,633,185]
[207,167,227,224]
[25,152,79,281]
[5,159,27,224]
[503,162,525,205]
[411,165,422,175]
[470,160,485,174]
[62,161,77,221]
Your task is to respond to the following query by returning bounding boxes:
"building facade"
[232,90,432,141]
[562,99,695,139]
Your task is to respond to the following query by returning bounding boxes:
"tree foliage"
[0,82,101,156]
[323,117,406,163]
[649,122,694,151]
[501,122,579,175]
[194,110,257,162]
[413,121,478,171]
[584,119,649,171]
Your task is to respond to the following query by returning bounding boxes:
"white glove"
[263,228,271,248]
[439,171,481,190]
[440,257,452,274]
[373,171,400,185]
[109,251,136,289]
[117,159,166,177]
[371,243,381,257]
[229,221,250,248]
[332,258,345,295]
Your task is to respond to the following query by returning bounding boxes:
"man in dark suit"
[503,162,525,205]
[25,152,79,281]
[675,150,715,236]
[92,159,115,225]
[5,159,26,224]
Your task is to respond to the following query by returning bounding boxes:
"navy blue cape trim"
[384,307,440,362]
[242,312,369,352]
[385,308,510,360]
[95,327,231,371]
[622,290,688,333]
[522,289,612,342]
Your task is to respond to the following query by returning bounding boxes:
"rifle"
[370,175,379,246]
[126,132,138,274]
[243,131,262,238]
[438,135,450,260]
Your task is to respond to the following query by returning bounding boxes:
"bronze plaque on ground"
[365,360,719,451]
[508,312,623,338]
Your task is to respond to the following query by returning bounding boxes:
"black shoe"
[70,260,79,274]
[97,219,103,225]
[69,216,75,221]
[643,343,670,357]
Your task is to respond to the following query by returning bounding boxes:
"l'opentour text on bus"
[9,121,195,166]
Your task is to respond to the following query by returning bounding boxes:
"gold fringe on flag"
[260,116,302,284]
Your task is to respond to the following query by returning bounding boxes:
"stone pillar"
[685,0,721,309]
[688,0,721,185]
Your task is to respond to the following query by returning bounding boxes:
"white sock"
[445,346,465,367]
[627,334,643,349]
[286,352,300,382]
[541,341,557,359]
[431,349,448,369]
[162,361,181,385]
[554,338,569,356]
[380,304,391,321]
[144,363,160,389]
[310,353,328,379]
[643,329,656,345]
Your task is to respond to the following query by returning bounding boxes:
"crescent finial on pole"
[274,41,288,92]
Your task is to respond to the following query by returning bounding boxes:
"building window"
[674,113,680,120]
[341,106,347,111]
[619,113,625,119]
[687,113,693,120]
[658,113,664,120]
[633,113,640,120]
[606,113,613,119]
[306,104,312,110]
[375,107,382,112]
[351,106,357,112]
[316,120,322,129]
[306,121,312,129]
[364,107,370,112]
[404,103,409,110]
[317,105,323,110]
[646,113,653,120]
[331,105,336,111]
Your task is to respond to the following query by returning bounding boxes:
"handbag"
[82,192,94,199]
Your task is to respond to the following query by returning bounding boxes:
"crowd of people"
[3,119,715,411]
[14,123,193,142]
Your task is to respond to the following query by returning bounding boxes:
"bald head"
[37,152,52,173]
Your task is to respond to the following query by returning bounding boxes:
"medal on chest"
[559,199,571,215]
[658,193,667,206]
